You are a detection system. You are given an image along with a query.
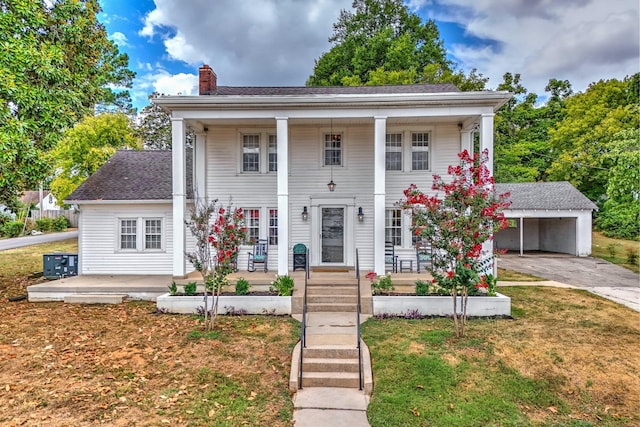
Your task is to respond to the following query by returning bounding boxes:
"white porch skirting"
[373,293,510,317]
[156,293,291,315]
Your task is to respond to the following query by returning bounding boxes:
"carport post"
[519,217,524,256]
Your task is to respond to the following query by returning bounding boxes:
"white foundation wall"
[78,203,174,275]
[194,123,462,271]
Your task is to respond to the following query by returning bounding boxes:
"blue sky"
[98,0,639,112]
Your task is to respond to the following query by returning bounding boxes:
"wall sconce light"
[302,206,309,221]
[357,206,364,222]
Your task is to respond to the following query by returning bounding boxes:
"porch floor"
[26,270,433,302]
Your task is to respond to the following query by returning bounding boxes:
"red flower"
[446,271,455,279]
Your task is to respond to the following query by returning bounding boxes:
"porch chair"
[247,239,268,272]
[385,241,398,273]
[416,240,433,273]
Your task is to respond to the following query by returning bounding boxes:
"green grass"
[592,232,639,273]
[362,286,639,427]
[363,318,563,426]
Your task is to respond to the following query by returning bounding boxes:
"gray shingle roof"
[66,150,192,202]
[213,83,459,96]
[495,182,597,211]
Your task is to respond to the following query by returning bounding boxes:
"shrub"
[0,211,14,226]
[168,281,178,296]
[627,249,639,266]
[372,274,394,295]
[183,281,197,296]
[36,217,53,232]
[235,277,250,295]
[415,280,429,296]
[52,215,70,231]
[270,275,294,296]
[2,221,23,237]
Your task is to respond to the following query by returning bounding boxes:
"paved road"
[0,230,78,251]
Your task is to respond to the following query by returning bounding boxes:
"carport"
[495,182,597,257]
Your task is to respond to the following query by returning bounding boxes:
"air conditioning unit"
[43,253,78,279]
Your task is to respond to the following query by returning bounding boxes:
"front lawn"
[363,286,640,427]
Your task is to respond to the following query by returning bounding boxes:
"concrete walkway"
[293,387,370,427]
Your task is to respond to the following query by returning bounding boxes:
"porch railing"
[298,249,310,389]
[355,248,363,391]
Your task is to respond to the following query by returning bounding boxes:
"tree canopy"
[50,113,141,205]
[307,0,486,90]
[546,74,640,202]
[0,0,135,206]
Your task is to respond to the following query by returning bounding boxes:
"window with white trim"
[242,134,260,172]
[268,209,278,245]
[411,132,430,171]
[324,133,342,166]
[268,135,277,172]
[145,219,162,250]
[245,208,260,244]
[118,217,164,251]
[385,209,402,246]
[385,133,402,171]
[120,219,137,250]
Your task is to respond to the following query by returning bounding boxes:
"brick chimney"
[198,64,217,95]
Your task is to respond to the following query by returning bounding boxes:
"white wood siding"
[195,123,462,271]
[79,204,173,275]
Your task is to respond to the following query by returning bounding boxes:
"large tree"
[546,74,640,202]
[0,0,135,207]
[50,113,141,204]
[493,73,572,183]
[307,0,486,90]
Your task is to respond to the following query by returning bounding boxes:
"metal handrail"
[355,248,363,390]
[298,249,310,389]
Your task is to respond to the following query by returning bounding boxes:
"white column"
[460,129,473,155]
[194,131,207,202]
[276,117,289,275]
[172,117,186,278]
[519,217,524,256]
[480,114,494,175]
[480,113,495,263]
[374,117,387,275]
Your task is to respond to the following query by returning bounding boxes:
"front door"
[321,207,344,263]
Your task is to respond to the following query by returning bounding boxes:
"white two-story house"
[67,65,510,278]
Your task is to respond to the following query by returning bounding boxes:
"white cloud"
[138,0,352,86]
[131,68,197,108]
[109,31,129,47]
[421,0,639,96]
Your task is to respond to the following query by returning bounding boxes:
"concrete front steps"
[290,274,373,394]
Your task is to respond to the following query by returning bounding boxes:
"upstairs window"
[324,133,342,166]
[242,134,260,172]
[268,135,277,172]
[385,133,402,171]
[411,132,430,171]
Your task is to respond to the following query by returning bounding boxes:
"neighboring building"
[495,182,597,257]
[21,190,60,211]
[66,64,511,277]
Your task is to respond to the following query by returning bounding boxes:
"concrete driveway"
[499,252,640,312]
